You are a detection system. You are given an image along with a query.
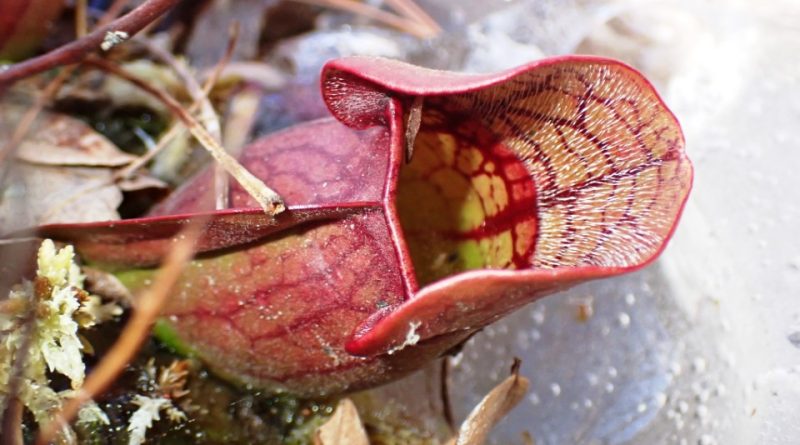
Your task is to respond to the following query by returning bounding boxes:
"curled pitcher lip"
[30,56,692,396]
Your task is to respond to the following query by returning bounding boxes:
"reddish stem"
[0,0,181,86]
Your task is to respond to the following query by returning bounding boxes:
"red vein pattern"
[443,62,691,269]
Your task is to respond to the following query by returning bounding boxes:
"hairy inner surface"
[396,113,539,286]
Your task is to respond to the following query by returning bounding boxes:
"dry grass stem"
[116,28,235,181]
[116,24,239,209]
[75,0,89,37]
[0,0,137,172]
[135,23,239,209]
[384,0,441,34]
[87,57,285,215]
[290,0,438,38]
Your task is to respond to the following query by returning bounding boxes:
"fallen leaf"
[116,173,168,192]
[13,116,136,167]
[447,361,530,445]
[0,104,140,234]
[314,399,369,445]
[208,61,287,91]
[0,163,122,234]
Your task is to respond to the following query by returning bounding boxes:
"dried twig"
[75,0,89,38]
[0,0,134,171]
[0,72,71,168]
[447,359,529,445]
[86,56,285,215]
[0,398,23,445]
[35,220,205,445]
[0,0,181,86]
[290,0,438,38]
[136,23,240,209]
[384,0,441,34]
[116,26,236,182]
[440,357,455,433]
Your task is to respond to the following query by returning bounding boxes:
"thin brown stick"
[291,0,436,38]
[86,56,284,215]
[440,357,455,433]
[116,26,236,182]
[0,0,136,170]
[383,0,441,34]
[0,71,71,168]
[75,0,89,37]
[1,397,23,445]
[35,220,205,445]
[136,23,239,209]
[0,0,181,86]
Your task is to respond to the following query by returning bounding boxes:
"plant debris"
[447,360,530,445]
[126,359,190,445]
[313,399,369,445]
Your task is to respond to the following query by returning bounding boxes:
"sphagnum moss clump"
[0,239,121,442]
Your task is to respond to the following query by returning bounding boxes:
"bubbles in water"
[618,312,631,328]
[531,308,546,325]
[692,357,708,373]
[696,404,709,422]
[550,383,562,396]
[625,292,637,306]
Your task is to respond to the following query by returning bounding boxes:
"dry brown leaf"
[208,61,287,91]
[0,105,136,167]
[447,363,530,445]
[0,163,122,234]
[314,398,370,445]
[116,173,168,192]
[0,104,167,234]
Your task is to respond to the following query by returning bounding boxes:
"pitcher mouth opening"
[395,106,540,287]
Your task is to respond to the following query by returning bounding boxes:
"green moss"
[152,320,197,357]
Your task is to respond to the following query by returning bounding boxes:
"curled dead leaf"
[314,399,369,445]
[447,361,530,445]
